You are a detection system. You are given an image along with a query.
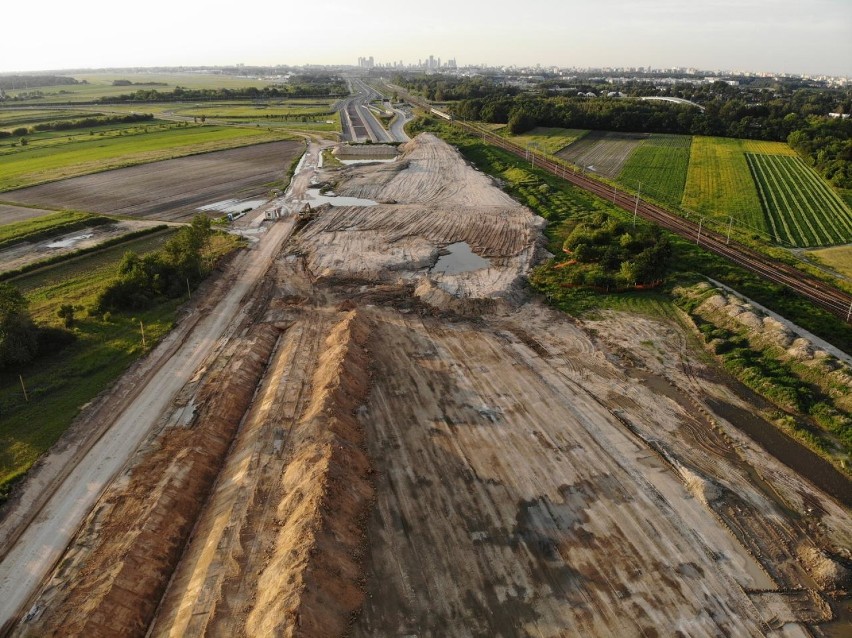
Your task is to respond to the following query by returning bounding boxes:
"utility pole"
[140,320,146,348]
[612,184,617,203]
[697,217,703,245]
[187,278,192,300]
[633,182,641,226]
[726,216,733,245]
[847,299,852,322]
[19,375,28,402]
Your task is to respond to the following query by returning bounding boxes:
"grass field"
[746,153,852,247]
[174,102,336,119]
[807,245,852,280]
[0,108,101,130]
[506,127,588,154]
[682,136,766,231]
[3,73,278,103]
[0,124,293,192]
[0,231,179,496]
[619,134,692,205]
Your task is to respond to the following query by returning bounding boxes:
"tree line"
[0,75,81,90]
[98,82,348,103]
[0,113,154,138]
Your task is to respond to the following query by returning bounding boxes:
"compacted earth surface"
[1,134,849,637]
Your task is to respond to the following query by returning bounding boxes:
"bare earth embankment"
[1,141,303,222]
[4,133,850,637]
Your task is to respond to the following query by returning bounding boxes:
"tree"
[0,283,38,368]
[57,304,75,328]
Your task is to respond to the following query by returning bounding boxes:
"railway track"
[464,123,852,321]
[399,91,852,323]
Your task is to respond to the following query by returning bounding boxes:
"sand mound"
[23,325,281,638]
[246,311,373,637]
[678,464,721,507]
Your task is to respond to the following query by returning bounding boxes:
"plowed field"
[1,141,303,222]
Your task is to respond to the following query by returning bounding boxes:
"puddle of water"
[706,397,852,507]
[46,233,94,249]
[431,242,490,275]
[340,158,397,165]
[197,199,266,214]
[302,188,377,207]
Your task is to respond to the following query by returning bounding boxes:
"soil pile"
[18,325,280,637]
[246,311,373,637]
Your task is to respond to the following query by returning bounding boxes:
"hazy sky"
[2,0,850,76]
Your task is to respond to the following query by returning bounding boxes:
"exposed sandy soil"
[1,141,303,222]
[556,130,649,177]
[4,133,851,637]
[0,204,55,226]
[0,219,170,273]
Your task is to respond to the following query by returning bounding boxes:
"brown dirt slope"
[245,310,373,637]
[17,324,280,637]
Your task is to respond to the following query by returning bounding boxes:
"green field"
[682,136,766,232]
[0,231,179,496]
[0,108,102,129]
[3,73,278,103]
[174,102,336,118]
[0,123,293,192]
[746,154,852,247]
[506,127,588,154]
[807,245,852,280]
[619,134,692,205]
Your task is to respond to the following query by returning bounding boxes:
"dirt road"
[0,141,323,631]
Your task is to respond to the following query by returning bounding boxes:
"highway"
[337,78,407,143]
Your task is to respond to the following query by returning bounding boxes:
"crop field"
[0,230,178,493]
[682,136,766,231]
[739,139,798,156]
[747,154,852,246]
[0,123,294,192]
[3,140,304,222]
[619,134,692,205]
[556,130,649,177]
[506,126,588,154]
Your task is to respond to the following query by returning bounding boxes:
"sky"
[2,0,850,76]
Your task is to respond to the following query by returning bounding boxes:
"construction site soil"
[0,141,303,222]
[4,134,850,637]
